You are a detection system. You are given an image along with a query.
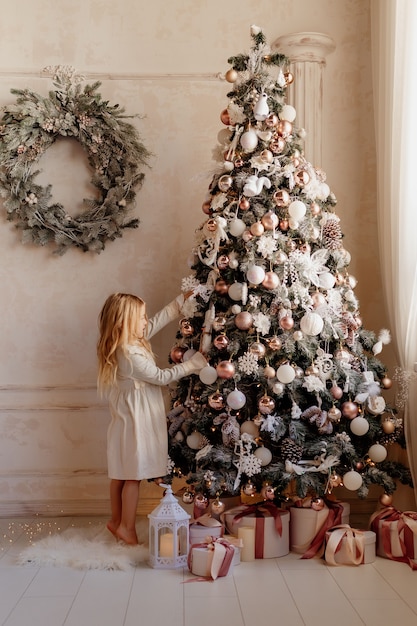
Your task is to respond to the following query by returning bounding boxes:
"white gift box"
[374,517,417,560]
[189,521,223,545]
[290,502,350,554]
[189,543,235,578]
[325,527,376,565]
[223,505,290,558]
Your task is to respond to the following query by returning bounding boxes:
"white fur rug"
[17,520,149,571]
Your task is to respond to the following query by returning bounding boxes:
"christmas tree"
[166,26,412,511]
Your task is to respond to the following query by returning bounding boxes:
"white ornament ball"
[300,312,324,336]
[247,265,266,285]
[240,421,259,438]
[183,348,196,361]
[319,272,336,289]
[229,218,247,237]
[279,104,296,122]
[199,365,218,385]
[254,447,273,466]
[186,431,205,450]
[227,389,247,410]
[276,363,295,384]
[228,282,244,301]
[231,304,241,314]
[272,382,285,394]
[240,129,259,152]
[350,417,370,436]
[343,470,363,491]
[174,431,184,442]
[368,443,388,463]
[288,200,307,221]
[288,217,299,230]
[293,330,304,341]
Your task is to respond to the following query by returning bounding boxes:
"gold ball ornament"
[267,335,283,351]
[381,376,393,389]
[311,498,325,511]
[328,406,342,422]
[276,119,293,138]
[211,499,226,515]
[250,221,265,237]
[225,68,238,83]
[249,341,266,358]
[379,493,393,507]
[182,490,195,504]
[261,484,275,500]
[239,197,250,211]
[381,419,396,434]
[235,311,254,330]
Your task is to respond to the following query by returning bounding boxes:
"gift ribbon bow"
[229,502,285,559]
[324,524,365,566]
[186,537,235,581]
[190,513,223,528]
[299,500,345,559]
[369,506,417,570]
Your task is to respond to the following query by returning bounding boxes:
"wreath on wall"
[0,66,151,255]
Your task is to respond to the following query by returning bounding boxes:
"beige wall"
[0,0,398,516]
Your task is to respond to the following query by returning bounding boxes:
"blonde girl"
[97,293,206,545]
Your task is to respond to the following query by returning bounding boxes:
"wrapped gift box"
[223,504,290,558]
[290,501,350,555]
[370,507,417,568]
[325,526,376,565]
[189,514,224,545]
[188,539,235,579]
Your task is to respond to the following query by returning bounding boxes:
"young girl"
[97,292,207,545]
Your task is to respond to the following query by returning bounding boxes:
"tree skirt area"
[17,519,149,571]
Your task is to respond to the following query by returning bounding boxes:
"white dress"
[106,297,205,480]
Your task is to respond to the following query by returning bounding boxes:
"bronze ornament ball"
[225,68,238,83]
[379,493,393,507]
[216,360,236,379]
[208,391,225,410]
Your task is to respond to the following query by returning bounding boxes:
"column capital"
[273,32,336,64]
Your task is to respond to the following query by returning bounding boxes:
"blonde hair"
[97,293,152,392]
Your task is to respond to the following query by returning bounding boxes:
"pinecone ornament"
[281,437,303,463]
[322,217,342,250]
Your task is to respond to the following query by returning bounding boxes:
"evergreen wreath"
[0,66,151,255]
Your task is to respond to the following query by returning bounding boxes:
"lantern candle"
[160,532,174,558]
[238,526,255,562]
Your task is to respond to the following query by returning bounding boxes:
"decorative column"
[273,32,336,167]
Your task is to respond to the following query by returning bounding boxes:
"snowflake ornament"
[238,351,260,375]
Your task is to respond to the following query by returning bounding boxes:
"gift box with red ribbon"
[222,502,290,558]
[289,499,350,558]
[370,506,417,570]
[324,525,376,566]
[188,537,236,579]
[189,514,224,544]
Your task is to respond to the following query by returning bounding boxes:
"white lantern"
[148,484,191,569]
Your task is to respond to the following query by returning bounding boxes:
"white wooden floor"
[1,516,417,626]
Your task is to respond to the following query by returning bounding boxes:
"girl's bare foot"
[115,525,139,545]
[106,521,118,539]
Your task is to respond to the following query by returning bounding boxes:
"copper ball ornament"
[260,149,274,163]
[250,221,265,237]
[261,211,279,230]
[273,189,290,207]
[202,200,212,214]
[279,219,289,232]
[235,311,254,330]
[264,365,276,379]
[216,254,230,270]
[267,335,283,351]
[211,498,226,515]
[216,360,236,379]
[218,175,233,192]
[265,113,279,127]
[270,137,286,153]
[311,498,325,511]
[239,197,250,211]
[258,395,275,415]
[213,334,229,350]
[341,401,359,419]
[284,71,294,85]
[330,385,343,400]
[249,341,266,358]
[262,271,280,290]
[170,345,187,363]
[279,315,294,331]
[381,419,395,434]
[242,482,257,496]
[294,170,310,187]
[194,493,209,509]
[182,490,195,504]
[220,109,231,125]
[310,201,321,216]
[261,484,275,500]
[276,119,293,138]
[208,391,225,410]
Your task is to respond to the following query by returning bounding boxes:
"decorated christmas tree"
[166,26,412,512]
